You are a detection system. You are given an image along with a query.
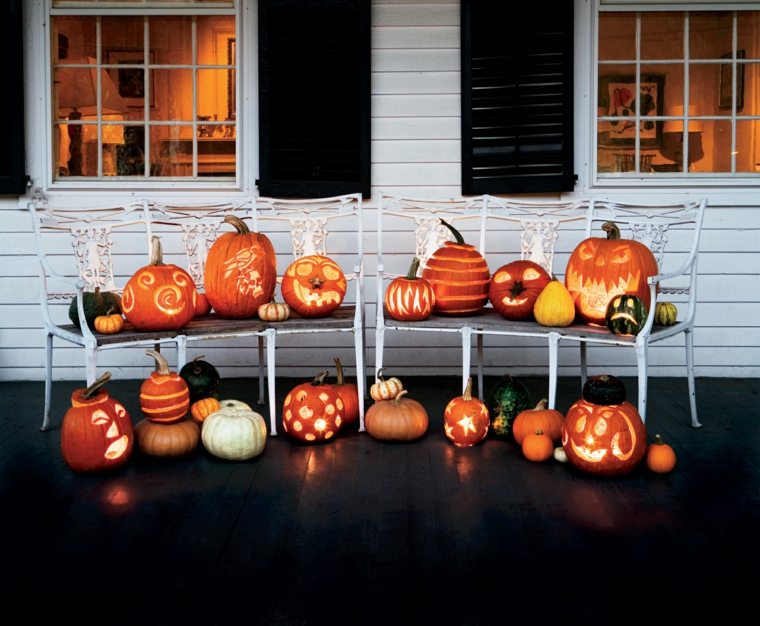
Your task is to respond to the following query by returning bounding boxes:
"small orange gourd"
[190,396,222,423]
[646,434,677,474]
[94,310,125,334]
[522,429,554,462]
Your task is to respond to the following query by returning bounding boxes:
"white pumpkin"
[201,399,267,461]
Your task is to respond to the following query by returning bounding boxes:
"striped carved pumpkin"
[421,219,490,315]
[140,350,190,424]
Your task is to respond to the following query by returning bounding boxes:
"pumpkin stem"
[462,376,474,402]
[191,355,206,375]
[146,349,172,375]
[439,218,465,245]
[148,235,165,266]
[654,434,665,445]
[223,215,251,235]
[311,370,330,386]
[602,222,621,240]
[534,399,548,411]
[393,389,409,404]
[405,257,422,280]
[82,371,112,399]
[376,368,385,383]
[334,357,347,385]
[534,428,544,435]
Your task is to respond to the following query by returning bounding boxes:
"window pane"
[115,125,146,176]
[152,69,193,121]
[599,12,635,61]
[102,16,144,55]
[690,12,732,60]
[703,119,732,173]
[736,61,758,116]
[151,16,193,65]
[641,12,682,60]
[736,120,760,172]
[54,16,96,61]
[689,62,722,117]
[153,125,194,177]
[737,11,760,59]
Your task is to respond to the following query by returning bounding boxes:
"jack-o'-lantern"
[140,350,190,424]
[384,257,436,321]
[443,377,490,447]
[565,221,659,325]
[489,260,551,320]
[421,219,490,315]
[204,215,277,319]
[282,371,344,443]
[561,393,647,476]
[60,372,134,473]
[281,254,347,318]
[122,235,197,331]
[605,294,648,336]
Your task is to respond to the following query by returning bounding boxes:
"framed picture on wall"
[598,74,665,147]
[719,50,745,110]
[106,49,155,108]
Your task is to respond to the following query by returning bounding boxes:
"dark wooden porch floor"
[2,375,759,625]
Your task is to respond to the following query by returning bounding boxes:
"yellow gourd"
[533,280,575,327]
[654,301,678,326]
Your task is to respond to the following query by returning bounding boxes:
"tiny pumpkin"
[654,301,678,326]
[384,257,436,322]
[443,377,490,447]
[258,299,291,322]
[94,310,124,334]
[533,279,575,327]
[190,396,222,423]
[365,390,429,442]
[512,399,564,445]
[522,429,554,462]
[370,369,404,402]
[646,434,677,474]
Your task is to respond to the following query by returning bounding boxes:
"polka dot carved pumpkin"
[122,235,197,331]
[281,255,347,318]
[282,371,344,443]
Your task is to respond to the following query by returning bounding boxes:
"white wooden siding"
[0,0,758,383]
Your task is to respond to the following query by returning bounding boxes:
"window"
[461,0,575,195]
[597,9,760,179]
[0,0,26,195]
[52,3,236,182]
[258,0,371,198]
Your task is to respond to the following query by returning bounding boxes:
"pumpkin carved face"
[282,371,344,442]
[122,236,197,331]
[565,222,659,325]
[281,255,347,318]
[60,372,134,473]
[561,398,647,476]
[489,260,551,320]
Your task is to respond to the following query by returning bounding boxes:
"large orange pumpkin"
[421,219,490,316]
[139,350,190,424]
[204,215,277,319]
[364,390,429,442]
[384,257,436,321]
[561,397,647,476]
[443,377,490,447]
[565,221,659,325]
[489,260,551,320]
[60,372,134,473]
[282,371,345,443]
[121,235,197,331]
[281,254,347,318]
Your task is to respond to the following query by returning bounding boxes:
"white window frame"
[592,0,760,189]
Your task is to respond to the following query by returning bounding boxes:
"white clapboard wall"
[1,0,759,383]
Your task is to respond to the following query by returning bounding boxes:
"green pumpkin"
[68,288,122,330]
[605,295,648,336]
[582,374,627,405]
[179,356,221,403]
[487,375,532,438]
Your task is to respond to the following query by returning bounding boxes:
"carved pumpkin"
[333,357,360,427]
[134,418,200,457]
[190,397,221,423]
[93,310,124,334]
[561,396,647,476]
[565,221,659,325]
[489,260,551,321]
[522,429,554,462]
[204,215,277,319]
[646,434,677,474]
[606,294,648,336]
[512,399,564,445]
[365,390,429,442]
[179,355,221,404]
[421,219,490,315]
[140,350,190,424]
[384,257,436,321]
[443,377,490,447]
[257,299,291,322]
[370,369,404,402]
[201,399,268,461]
[282,371,344,443]
[60,372,134,473]
[121,235,197,331]
[281,254,347,318]
[533,279,576,327]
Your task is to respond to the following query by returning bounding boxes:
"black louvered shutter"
[0,0,26,195]
[258,0,370,198]
[461,1,575,195]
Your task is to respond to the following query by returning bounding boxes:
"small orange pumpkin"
[333,357,360,427]
[384,257,436,321]
[194,291,211,317]
[139,350,190,424]
[370,369,404,402]
[190,396,222,423]
[443,377,490,447]
[94,310,125,334]
[512,399,564,445]
[646,434,677,474]
[257,299,291,322]
[522,428,554,462]
[364,390,429,442]
[281,254,347,318]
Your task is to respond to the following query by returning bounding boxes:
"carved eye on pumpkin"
[577,242,597,260]
[522,268,543,281]
[611,246,632,264]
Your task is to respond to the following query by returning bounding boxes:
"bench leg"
[257,335,266,405]
[265,329,278,436]
[461,327,472,394]
[374,325,385,382]
[579,342,588,389]
[85,344,97,387]
[476,334,484,399]
[176,335,187,370]
[636,340,648,424]
[685,328,702,428]
[355,326,366,432]
[548,332,559,410]
[42,332,53,432]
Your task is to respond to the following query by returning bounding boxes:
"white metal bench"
[374,192,707,428]
[29,193,366,434]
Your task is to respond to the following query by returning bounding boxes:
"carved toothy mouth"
[104,435,129,459]
[570,440,608,463]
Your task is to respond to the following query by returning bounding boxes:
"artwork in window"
[598,74,664,147]
[106,49,155,108]
[719,50,745,110]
